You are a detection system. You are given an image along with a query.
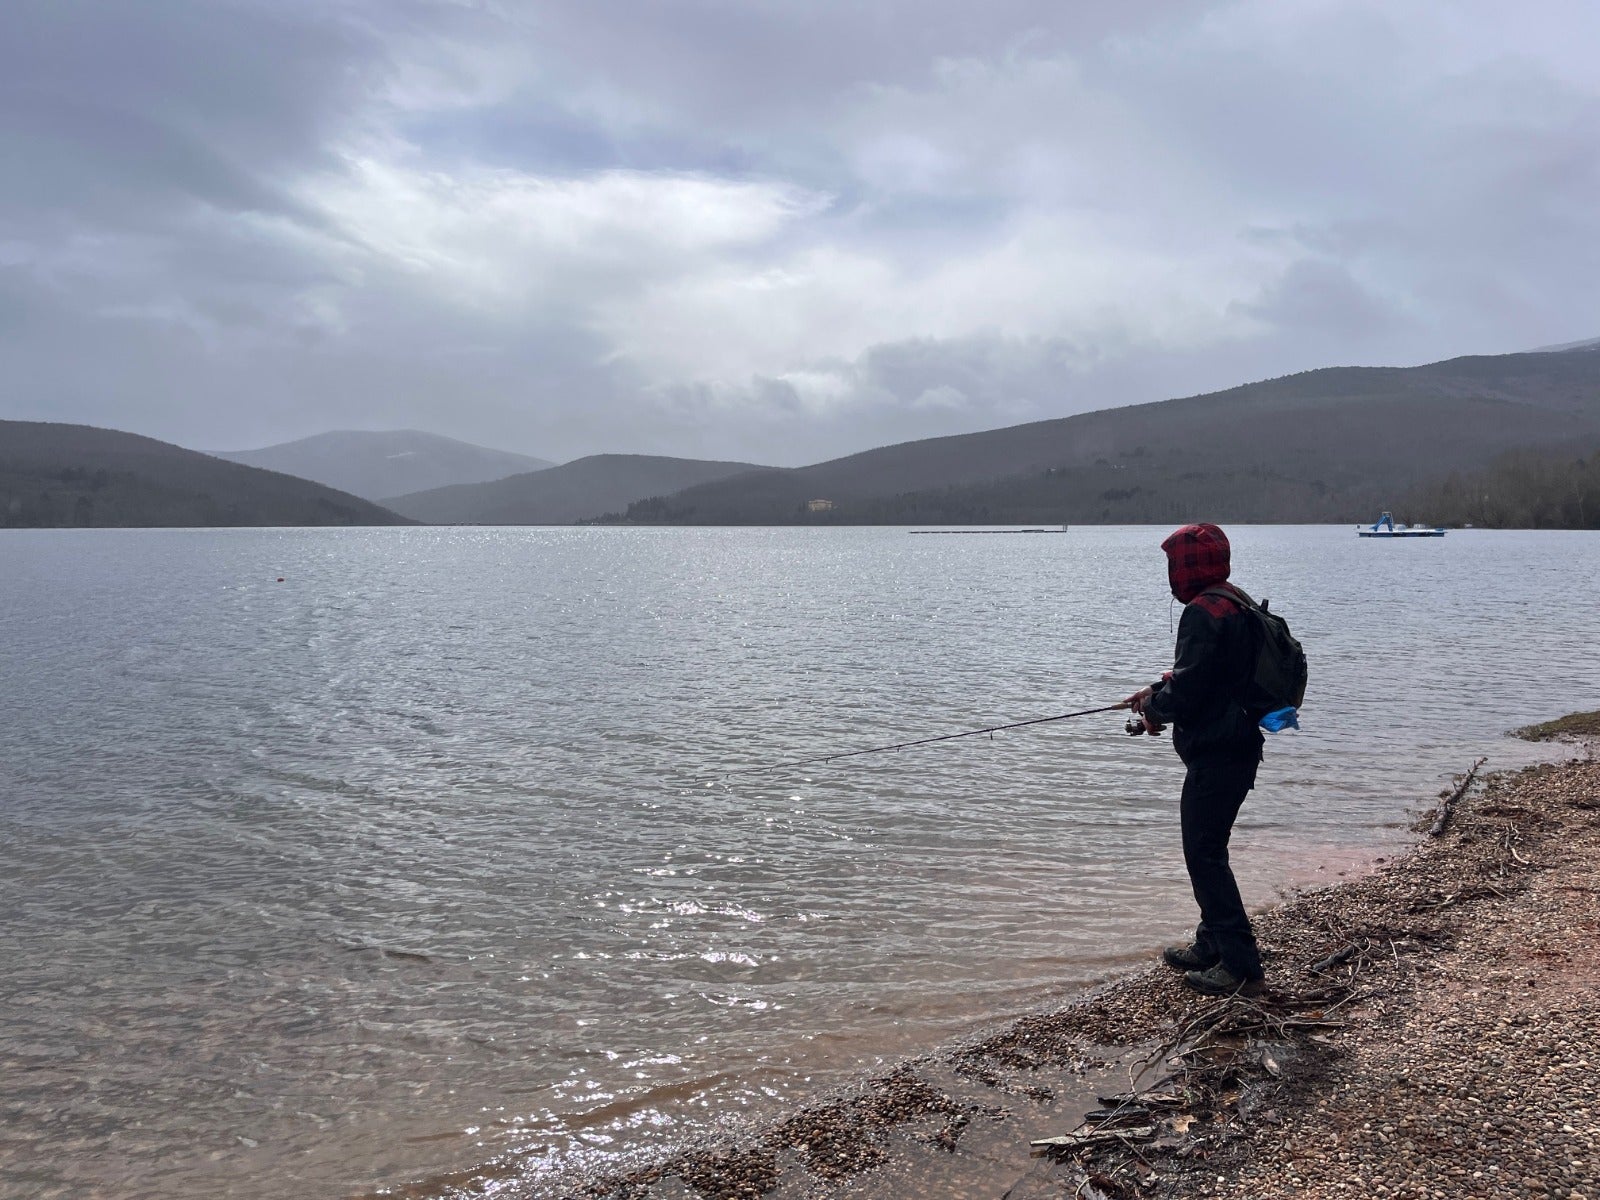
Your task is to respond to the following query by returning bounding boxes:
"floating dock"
[909,527,1069,535]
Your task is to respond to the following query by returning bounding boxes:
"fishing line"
[721,702,1130,778]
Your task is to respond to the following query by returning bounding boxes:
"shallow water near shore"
[1,525,1595,1199]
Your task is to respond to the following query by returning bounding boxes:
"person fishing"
[1126,523,1271,997]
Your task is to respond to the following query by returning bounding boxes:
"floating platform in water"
[909,527,1070,535]
[1358,511,1446,537]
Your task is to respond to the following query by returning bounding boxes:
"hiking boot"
[1183,962,1264,997]
[1162,944,1218,972]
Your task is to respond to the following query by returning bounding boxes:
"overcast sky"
[2,1,1597,465]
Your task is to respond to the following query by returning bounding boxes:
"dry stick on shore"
[1308,944,1356,974]
[1428,755,1488,837]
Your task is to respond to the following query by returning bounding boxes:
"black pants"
[1180,754,1263,980]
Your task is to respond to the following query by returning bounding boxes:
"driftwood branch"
[1429,756,1488,837]
[1310,944,1357,974]
[1031,1127,1155,1151]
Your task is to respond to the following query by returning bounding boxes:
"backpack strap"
[1196,583,1253,617]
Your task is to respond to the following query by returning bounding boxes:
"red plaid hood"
[1160,523,1231,603]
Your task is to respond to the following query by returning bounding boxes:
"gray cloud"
[3,1,1598,465]
[0,1,376,224]
[1234,259,1403,345]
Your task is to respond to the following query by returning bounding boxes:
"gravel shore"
[425,738,1599,1200]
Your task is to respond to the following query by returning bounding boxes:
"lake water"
[2,525,1595,1199]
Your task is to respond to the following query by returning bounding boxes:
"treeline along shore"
[394,716,1600,1200]
[1403,447,1600,530]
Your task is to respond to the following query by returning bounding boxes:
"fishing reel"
[1125,715,1164,737]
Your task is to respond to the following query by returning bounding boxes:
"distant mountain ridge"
[596,346,1600,525]
[384,454,768,525]
[1,421,411,527]
[216,430,553,501]
[1533,335,1600,354]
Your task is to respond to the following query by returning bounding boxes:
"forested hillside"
[1402,445,1600,528]
[0,422,411,527]
[595,347,1600,525]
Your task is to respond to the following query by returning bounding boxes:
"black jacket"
[1143,586,1264,765]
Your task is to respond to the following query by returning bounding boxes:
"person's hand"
[1124,685,1154,713]
[1141,713,1166,735]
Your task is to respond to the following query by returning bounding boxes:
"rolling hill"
[0,421,412,527]
[215,430,553,501]
[598,345,1600,525]
[384,454,768,525]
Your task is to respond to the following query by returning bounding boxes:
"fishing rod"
[723,701,1133,777]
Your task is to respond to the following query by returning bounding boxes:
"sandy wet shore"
[388,732,1599,1200]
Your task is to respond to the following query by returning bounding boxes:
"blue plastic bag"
[1259,706,1299,733]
